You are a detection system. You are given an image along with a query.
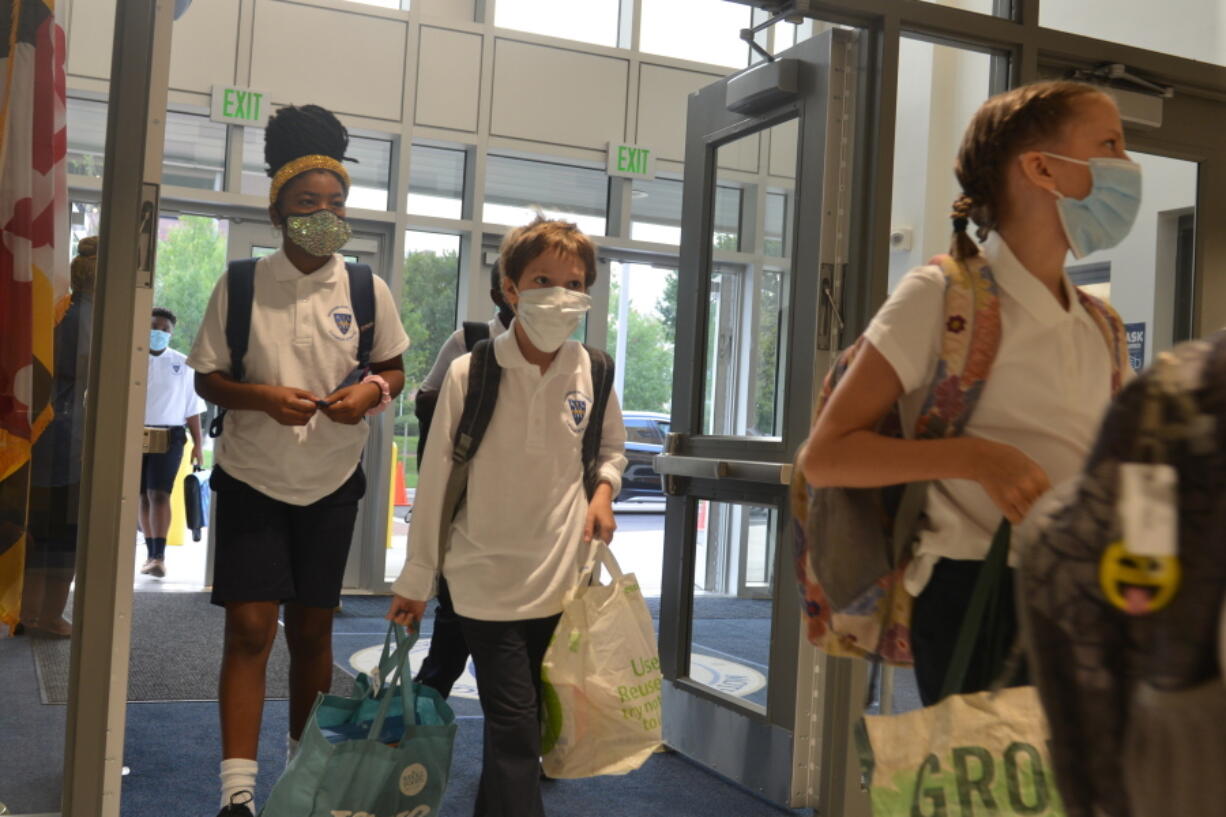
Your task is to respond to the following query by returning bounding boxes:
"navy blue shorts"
[139,426,186,493]
[209,464,365,609]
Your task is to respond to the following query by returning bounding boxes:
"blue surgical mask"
[150,329,172,352]
[1043,152,1142,259]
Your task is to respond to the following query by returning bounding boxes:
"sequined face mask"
[284,209,352,257]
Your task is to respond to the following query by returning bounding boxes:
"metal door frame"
[656,29,866,811]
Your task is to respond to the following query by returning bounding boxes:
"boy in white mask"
[388,216,627,817]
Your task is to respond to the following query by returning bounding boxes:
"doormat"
[31,592,354,704]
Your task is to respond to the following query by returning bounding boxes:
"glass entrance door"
[656,28,868,810]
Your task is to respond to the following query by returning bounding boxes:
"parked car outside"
[618,410,669,502]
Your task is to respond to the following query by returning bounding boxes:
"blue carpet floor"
[0,593,806,817]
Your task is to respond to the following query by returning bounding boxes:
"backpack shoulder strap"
[462,321,491,352]
[224,258,259,384]
[1076,289,1131,395]
[345,262,376,369]
[914,253,1002,439]
[581,345,616,500]
[452,338,502,466]
[209,259,258,438]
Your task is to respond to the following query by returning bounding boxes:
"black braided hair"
[263,104,354,179]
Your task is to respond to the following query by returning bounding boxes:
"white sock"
[220,757,258,811]
[287,734,300,766]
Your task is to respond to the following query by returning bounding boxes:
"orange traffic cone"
[394,458,409,506]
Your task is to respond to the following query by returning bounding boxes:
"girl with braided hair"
[800,81,1140,704]
[189,104,409,816]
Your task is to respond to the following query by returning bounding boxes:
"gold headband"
[268,155,350,204]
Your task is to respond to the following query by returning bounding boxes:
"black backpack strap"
[347,263,376,369]
[452,339,502,467]
[462,321,491,352]
[209,259,258,438]
[437,339,502,565]
[331,262,377,392]
[581,345,616,499]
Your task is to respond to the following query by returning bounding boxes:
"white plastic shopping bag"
[540,541,663,778]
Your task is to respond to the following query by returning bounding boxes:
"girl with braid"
[189,104,409,816]
[800,81,1139,704]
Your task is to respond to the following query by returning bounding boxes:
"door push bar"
[653,454,794,485]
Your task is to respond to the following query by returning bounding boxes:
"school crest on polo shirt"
[564,390,592,433]
[328,305,356,340]
[172,363,182,374]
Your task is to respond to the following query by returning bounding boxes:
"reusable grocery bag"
[540,541,662,778]
[260,624,457,817]
[861,521,1065,816]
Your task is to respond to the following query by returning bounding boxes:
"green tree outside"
[154,215,227,355]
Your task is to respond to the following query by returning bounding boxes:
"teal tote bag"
[261,624,457,817]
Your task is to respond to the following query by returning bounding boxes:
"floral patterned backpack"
[791,253,1128,666]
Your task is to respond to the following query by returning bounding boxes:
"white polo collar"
[493,319,580,375]
[981,232,1094,328]
[266,247,343,286]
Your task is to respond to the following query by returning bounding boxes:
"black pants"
[459,613,561,817]
[911,558,1023,706]
[415,577,470,699]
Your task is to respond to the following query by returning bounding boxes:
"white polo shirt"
[187,250,409,505]
[417,316,510,395]
[864,232,1125,594]
[393,326,628,621]
[145,347,205,426]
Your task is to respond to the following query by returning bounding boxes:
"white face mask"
[512,285,591,353]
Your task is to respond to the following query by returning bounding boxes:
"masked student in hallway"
[188,104,409,817]
[410,260,515,700]
[799,81,1137,705]
[388,216,628,817]
[138,306,206,579]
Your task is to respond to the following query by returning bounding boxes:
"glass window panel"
[607,261,677,415]
[888,38,993,291]
[495,0,619,47]
[713,186,742,251]
[764,191,787,257]
[690,500,776,708]
[1041,3,1225,66]
[389,230,462,581]
[243,127,393,211]
[628,178,741,250]
[69,201,102,255]
[639,0,750,68]
[702,122,794,437]
[162,112,227,191]
[917,0,1002,17]
[484,154,608,235]
[67,97,107,177]
[630,177,682,244]
[408,144,466,219]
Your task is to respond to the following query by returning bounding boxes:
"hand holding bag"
[540,541,663,778]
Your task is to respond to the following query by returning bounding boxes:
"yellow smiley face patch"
[1099,541,1181,615]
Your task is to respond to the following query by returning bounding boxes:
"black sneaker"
[216,792,255,817]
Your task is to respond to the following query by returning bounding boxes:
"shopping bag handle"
[940,519,1011,701]
[375,620,411,684]
[368,623,418,741]
[569,540,625,602]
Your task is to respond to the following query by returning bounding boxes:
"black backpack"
[208,258,376,437]
[414,321,492,468]
[434,339,615,554]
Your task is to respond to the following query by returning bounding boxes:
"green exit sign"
[210,85,269,126]
[607,142,655,180]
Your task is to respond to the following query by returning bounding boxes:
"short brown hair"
[950,80,1106,260]
[499,216,598,288]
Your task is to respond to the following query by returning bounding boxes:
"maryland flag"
[0,0,69,631]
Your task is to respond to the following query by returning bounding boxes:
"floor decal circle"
[349,641,766,700]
